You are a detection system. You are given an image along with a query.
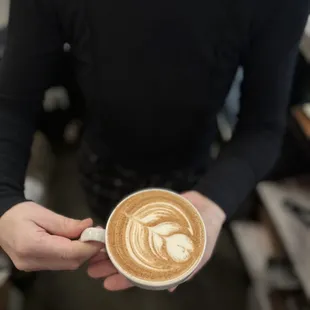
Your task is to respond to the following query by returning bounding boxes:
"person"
[0,0,308,292]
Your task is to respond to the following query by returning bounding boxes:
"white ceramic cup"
[80,189,207,290]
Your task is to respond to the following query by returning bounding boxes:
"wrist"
[183,191,226,226]
[205,196,226,223]
[187,191,226,224]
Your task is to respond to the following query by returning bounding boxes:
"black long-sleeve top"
[0,0,308,218]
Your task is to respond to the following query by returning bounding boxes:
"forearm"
[0,104,37,215]
[0,0,63,215]
[194,126,284,219]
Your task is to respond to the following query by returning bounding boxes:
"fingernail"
[81,218,92,224]
[78,218,90,228]
[169,286,177,293]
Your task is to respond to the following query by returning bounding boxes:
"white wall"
[0,0,9,28]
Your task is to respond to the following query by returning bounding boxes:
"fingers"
[88,259,118,279]
[87,254,134,291]
[53,236,103,260]
[14,239,103,271]
[168,286,178,293]
[49,216,93,239]
[33,208,93,239]
[104,273,134,291]
[34,235,104,270]
[89,251,108,264]
[0,203,102,272]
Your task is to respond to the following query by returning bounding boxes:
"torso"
[56,0,251,169]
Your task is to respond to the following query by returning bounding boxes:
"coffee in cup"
[81,189,206,290]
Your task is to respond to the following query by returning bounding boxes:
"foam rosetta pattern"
[125,202,195,271]
[107,190,205,283]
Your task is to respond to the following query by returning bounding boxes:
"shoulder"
[6,0,62,51]
[8,0,59,24]
[10,0,57,12]
[252,0,309,31]
[249,0,309,46]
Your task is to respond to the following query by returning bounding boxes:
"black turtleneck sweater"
[0,0,308,218]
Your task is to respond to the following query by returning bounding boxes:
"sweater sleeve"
[194,0,309,219]
[0,0,63,215]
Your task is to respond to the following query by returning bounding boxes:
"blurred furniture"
[269,106,310,181]
[290,105,310,157]
[290,14,310,158]
[0,0,9,29]
[231,16,310,293]
[0,24,6,60]
[0,0,8,59]
[232,26,310,298]
[25,132,55,205]
[232,179,310,310]
[0,251,10,310]
[300,15,310,64]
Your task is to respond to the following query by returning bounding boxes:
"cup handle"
[80,227,106,244]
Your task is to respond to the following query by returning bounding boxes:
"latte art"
[106,189,206,284]
[125,202,194,272]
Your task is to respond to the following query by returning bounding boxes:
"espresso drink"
[106,189,206,284]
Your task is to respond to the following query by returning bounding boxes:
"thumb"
[34,208,93,239]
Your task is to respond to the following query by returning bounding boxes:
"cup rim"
[105,188,207,288]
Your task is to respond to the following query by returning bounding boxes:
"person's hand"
[168,191,226,291]
[87,190,226,291]
[0,202,103,271]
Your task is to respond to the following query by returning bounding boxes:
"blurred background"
[0,0,310,309]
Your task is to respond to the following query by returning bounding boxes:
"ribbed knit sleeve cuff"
[0,195,28,216]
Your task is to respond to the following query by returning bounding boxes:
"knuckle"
[33,233,45,247]
[60,248,74,261]
[62,217,74,231]
[14,259,29,271]
[15,243,31,257]
[68,260,80,271]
